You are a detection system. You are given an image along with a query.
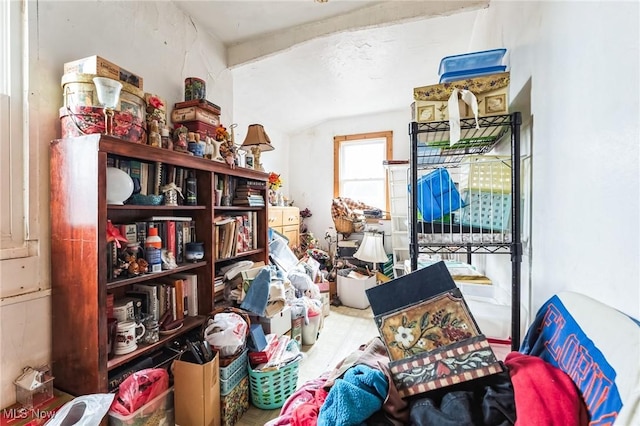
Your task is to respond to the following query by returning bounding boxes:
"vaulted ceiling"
[174,0,489,133]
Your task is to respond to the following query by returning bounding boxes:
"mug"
[114,320,146,355]
[113,299,134,323]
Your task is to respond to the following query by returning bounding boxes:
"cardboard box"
[337,272,377,309]
[412,72,510,123]
[63,55,143,90]
[258,305,291,336]
[173,353,221,426]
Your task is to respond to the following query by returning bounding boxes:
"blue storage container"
[439,65,507,83]
[438,49,507,76]
[415,168,462,222]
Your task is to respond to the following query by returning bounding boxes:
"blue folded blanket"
[318,364,388,426]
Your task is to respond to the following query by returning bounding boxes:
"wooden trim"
[333,131,393,219]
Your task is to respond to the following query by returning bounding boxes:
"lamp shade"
[353,232,388,264]
[241,124,274,152]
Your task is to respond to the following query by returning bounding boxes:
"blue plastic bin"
[415,168,462,222]
[438,49,507,76]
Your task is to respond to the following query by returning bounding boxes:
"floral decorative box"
[366,261,502,398]
[59,106,145,143]
[412,72,510,123]
[221,376,249,426]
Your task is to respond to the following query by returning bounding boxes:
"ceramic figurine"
[173,126,189,153]
[219,139,236,168]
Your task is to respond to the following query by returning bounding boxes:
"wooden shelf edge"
[106,261,206,290]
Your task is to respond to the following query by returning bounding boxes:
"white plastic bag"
[203,312,247,357]
[45,394,114,426]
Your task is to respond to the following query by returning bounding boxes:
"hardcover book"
[366,261,502,398]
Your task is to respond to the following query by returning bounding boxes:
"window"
[1,0,31,259]
[334,131,393,216]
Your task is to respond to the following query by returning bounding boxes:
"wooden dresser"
[268,206,300,248]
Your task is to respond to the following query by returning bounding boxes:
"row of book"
[109,156,197,203]
[214,213,258,259]
[233,181,266,207]
[107,272,199,325]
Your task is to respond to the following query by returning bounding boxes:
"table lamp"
[353,232,388,274]
[241,124,274,172]
[93,77,123,135]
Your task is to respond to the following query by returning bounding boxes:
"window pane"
[341,139,384,179]
[342,180,385,210]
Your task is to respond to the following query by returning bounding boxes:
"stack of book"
[233,181,266,207]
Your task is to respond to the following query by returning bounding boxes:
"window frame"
[333,131,393,219]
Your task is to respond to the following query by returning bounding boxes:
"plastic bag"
[204,312,248,357]
[109,368,169,416]
[44,394,114,426]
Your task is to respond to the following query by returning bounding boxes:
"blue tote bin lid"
[438,48,507,76]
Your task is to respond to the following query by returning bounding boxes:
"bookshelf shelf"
[107,315,206,370]
[106,261,207,290]
[50,133,270,396]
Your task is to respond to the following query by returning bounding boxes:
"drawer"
[282,207,299,226]
[281,224,299,248]
[268,208,284,227]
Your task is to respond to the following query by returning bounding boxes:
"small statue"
[161,249,178,270]
[148,119,161,147]
[173,126,189,153]
[219,139,237,168]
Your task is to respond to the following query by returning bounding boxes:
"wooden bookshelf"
[50,134,269,395]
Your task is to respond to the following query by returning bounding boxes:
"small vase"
[268,189,278,206]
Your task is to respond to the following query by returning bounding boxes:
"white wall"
[0,0,228,406]
[288,108,410,251]
[464,1,640,318]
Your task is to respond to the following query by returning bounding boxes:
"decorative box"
[221,376,249,426]
[366,262,502,398]
[175,99,221,115]
[172,106,220,127]
[59,106,145,143]
[62,73,146,122]
[412,72,510,123]
[63,55,144,90]
[177,120,219,140]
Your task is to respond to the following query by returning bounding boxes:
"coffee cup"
[113,299,134,323]
[114,320,146,355]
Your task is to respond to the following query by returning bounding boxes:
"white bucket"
[301,314,322,345]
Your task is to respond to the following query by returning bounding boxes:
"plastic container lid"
[438,48,507,76]
[439,65,507,83]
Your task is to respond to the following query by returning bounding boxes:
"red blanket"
[506,352,589,426]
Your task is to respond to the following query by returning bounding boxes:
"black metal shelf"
[411,114,514,166]
[409,111,522,351]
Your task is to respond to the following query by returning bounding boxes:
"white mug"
[113,299,134,323]
[114,320,146,355]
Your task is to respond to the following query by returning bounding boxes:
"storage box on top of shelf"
[414,168,462,223]
[59,106,145,143]
[173,352,221,426]
[63,55,144,90]
[221,375,249,426]
[61,73,146,122]
[337,271,377,309]
[175,99,222,116]
[438,49,507,76]
[413,72,510,123]
[177,120,219,140]
[108,387,174,426]
[172,105,220,127]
